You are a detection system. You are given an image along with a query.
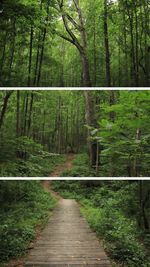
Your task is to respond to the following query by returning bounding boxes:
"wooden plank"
[24,199,111,266]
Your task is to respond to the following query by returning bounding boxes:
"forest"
[0,180,150,266]
[0,0,149,87]
[0,89,150,177]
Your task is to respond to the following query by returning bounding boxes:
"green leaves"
[0,181,57,262]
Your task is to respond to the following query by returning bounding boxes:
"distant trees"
[0,90,150,177]
[0,90,86,159]
[0,0,149,86]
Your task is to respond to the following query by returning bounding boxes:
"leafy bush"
[82,206,147,266]
[52,181,150,267]
[0,151,65,177]
[61,153,96,177]
[0,181,57,262]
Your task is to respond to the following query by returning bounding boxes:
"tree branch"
[55,30,75,44]
[57,0,83,53]
[66,13,83,32]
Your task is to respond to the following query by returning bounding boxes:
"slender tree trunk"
[27,92,34,136]
[16,90,20,138]
[8,19,16,82]
[125,2,137,86]
[0,91,13,130]
[23,93,29,136]
[104,0,111,87]
[135,2,139,86]
[139,181,150,230]
[84,90,97,167]
[0,30,8,80]
[133,128,141,177]
[37,28,47,86]
[33,0,43,86]
[16,90,21,157]
[109,90,115,176]
[37,0,50,86]
[33,31,41,86]
[93,18,97,86]
[28,26,34,87]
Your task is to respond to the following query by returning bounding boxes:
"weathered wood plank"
[24,199,111,266]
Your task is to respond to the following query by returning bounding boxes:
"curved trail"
[49,153,75,177]
[25,198,111,267]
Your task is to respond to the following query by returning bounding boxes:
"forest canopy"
[0,89,150,177]
[0,0,149,87]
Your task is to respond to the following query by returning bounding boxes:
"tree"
[0,91,13,129]
[56,0,91,86]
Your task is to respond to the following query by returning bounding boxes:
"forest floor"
[49,153,75,177]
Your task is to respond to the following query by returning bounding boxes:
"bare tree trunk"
[104,0,111,87]
[0,31,8,81]
[0,91,13,130]
[37,0,50,86]
[84,90,97,167]
[23,93,29,136]
[8,19,16,82]
[28,26,34,86]
[139,181,150,230]
[27,92,34,136]
[133,128,141,177]
[16,90,21,157]
[80,52,91,87]
[93,18,97,86]
[16,90,20,138]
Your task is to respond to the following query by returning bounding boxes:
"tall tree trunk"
[37,0,50,86]
[57,0,92,87]
[16,90,20,157]
[0,30,8,81]
[0,91,13,130]
[16,90,20,138]
[36,28,46,86]
[84,90,97,167]
[28,26,34,86]
[109,90,115,176]
[125,1,137,86]
[80,52,91,87]
[104,0,111,87]
[23,93,29,136]
[8,19,16,82]
[139,181,150,230]
[33,31,41,86]
[27,92,34,136]
[93,18,97,86]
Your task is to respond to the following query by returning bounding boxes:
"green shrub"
[0,181,57,262]
[52,181,149,266]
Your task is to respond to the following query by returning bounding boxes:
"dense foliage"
[0,90,150,177]
[0,181,57,263]
[0,0,149,87]
[52,180,150,267]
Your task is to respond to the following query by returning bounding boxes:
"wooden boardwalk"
[25,199,111,267]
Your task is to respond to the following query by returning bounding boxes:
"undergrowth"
[0,136,65,177]
[60,153,97,177]
[52,181,150,267]
[0,181,57,263]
